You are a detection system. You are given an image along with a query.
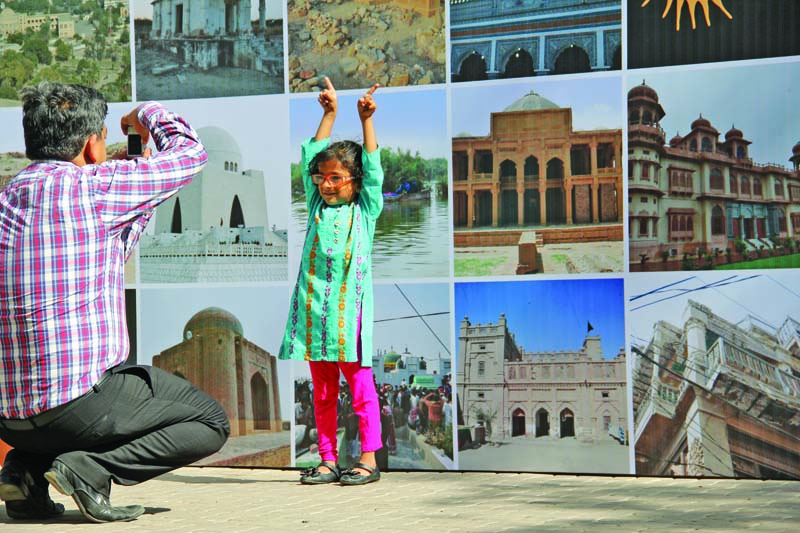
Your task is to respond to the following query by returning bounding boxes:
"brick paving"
[2,467,798,531]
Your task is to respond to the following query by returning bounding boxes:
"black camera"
[127,126,143,158]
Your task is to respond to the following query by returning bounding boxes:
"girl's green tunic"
[279,137,383,367]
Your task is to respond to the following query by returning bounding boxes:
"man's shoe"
[44,462,143,523]
[0,460,64,520]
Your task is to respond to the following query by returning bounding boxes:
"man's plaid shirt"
[0,102,207,419]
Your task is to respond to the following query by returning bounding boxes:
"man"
[0,83,230,523]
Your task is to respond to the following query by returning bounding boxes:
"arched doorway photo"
[560,408,575,438]
[512,408,526,437]
[535,408,550,437]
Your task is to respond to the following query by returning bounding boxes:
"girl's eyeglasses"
[311,173,353,186]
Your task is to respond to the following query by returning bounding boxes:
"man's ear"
[83,133,105,164]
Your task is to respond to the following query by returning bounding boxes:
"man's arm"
[93,102,208,232]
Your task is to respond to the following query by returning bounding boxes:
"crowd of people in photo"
[295,372,454,469]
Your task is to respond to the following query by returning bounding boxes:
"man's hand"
[120,106,151,146]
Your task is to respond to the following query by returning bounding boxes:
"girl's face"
[315,159,361,206]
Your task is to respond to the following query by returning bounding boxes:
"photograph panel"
[450,0,622,82]
[289,88,450,280]
[138,286,294,467]
[294,282,454,471]
[628,271,800,479]
[628,60,800,272]
[628,0,800,69]
[138,94,290,283]
[287,0,445,92]
[455,278,630,474]
[133,0,284,100]
[0,0,132,105]
[451,76,624,276]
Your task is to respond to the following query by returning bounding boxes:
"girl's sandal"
[339,462,380,486]
[299,462,340,485]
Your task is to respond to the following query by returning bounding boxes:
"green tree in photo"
[54,40,71,62]
[22,37,53,66]
[0,50,36,90]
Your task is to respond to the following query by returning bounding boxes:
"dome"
[384,351,402,364]
[691,114,714,131]
[669,133,683,147]
[503,91,559,112]
[792,141,800,156]
[628,82,659,102]
[725,126,743,140]
[183,307,243,339]
[197,126,242,158]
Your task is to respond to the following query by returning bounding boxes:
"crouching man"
[0,82,230,523]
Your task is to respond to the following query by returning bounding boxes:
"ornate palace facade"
[628,82,800,266]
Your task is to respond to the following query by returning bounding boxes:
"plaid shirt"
[0,102,207,419]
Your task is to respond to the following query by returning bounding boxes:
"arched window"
[729,176,738,195]
[672,217,679,232]
[710,168,723,190]
[524,156,539,178]
[701,137,713,153]
[753,178,762,197]
[643,110,653,126]
[230,195,245,228]
[775,179,784,197]
[741,176,751,195]
[687,216,693,232]
[224,161,229,171]
[778,209,787,232]
[639,218,648,236]
[629,110,640,125]
[170,197,182,234]
[679,216,686,231]
[689,139,698,152]
[711,205,725,235]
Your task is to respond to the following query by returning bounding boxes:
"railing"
[706,337,800,398]
[141,242,288,259]
[635,380,680,429]
[470,173,493,182]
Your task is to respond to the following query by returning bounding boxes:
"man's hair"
[20,82,108,161]
[308,140,364,184]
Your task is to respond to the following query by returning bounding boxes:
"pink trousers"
[309,360,382,463]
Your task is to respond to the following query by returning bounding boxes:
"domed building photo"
[451,78,624,276]
[138,287,293,468]
[627,62,800,271]
[138,96,290,282]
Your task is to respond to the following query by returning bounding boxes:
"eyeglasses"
[311,173,353,186]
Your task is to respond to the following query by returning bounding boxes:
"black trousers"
[0,365,230,498]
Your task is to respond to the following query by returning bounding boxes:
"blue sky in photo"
[450,76,623,137]
[289,88,450,161]
[454,278,625,360]
[629,60,800,167]
[627,271,800,351]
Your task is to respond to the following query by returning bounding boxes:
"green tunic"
[279,137,384,367]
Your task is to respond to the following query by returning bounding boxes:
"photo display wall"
[1,0,799,479]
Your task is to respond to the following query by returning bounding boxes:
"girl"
[279,78,383,486]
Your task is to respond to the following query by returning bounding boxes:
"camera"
[127,126,143,158]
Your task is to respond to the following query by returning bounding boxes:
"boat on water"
[383,189,431,202]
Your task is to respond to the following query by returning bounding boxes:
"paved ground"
[1,467,798,532]
[459,437,630,474]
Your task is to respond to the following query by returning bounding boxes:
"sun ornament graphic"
[641,0,733,31]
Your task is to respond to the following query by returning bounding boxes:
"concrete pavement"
[2,467,798,531]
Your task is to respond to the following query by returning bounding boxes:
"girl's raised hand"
[357,84,380,121]
[318,77,338,115]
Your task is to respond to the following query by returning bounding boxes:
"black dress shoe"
[0,459,65,520]
[44,462,144,523]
